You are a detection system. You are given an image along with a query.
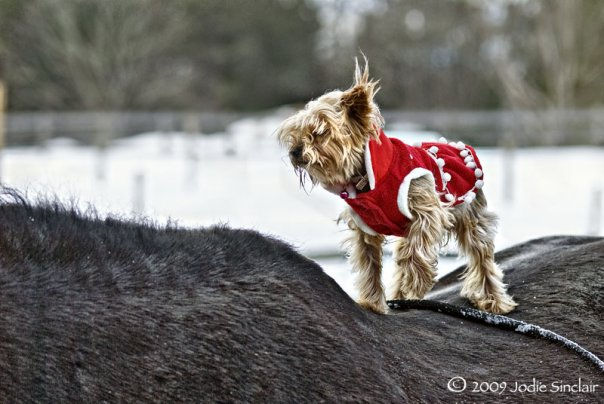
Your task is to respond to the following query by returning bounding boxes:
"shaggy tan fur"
[277,59,517,315]
[452,190,518,314]
[391,176,454,301]
[277,59,382,189]
[340,210,387,313]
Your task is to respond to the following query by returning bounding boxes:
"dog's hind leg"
[391,177,453,300]
[340,209,387,314]
[452,190,517,314]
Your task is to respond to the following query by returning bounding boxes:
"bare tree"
[356,0,497,110]
[8,0,193,110]
[478,0,604,143]
[0,74,5,181]
[485,1,603,108]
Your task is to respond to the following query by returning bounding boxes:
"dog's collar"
[337,174,369,200]
[354,175,369,192]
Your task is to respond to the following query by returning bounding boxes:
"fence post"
[500,111,517,204]
[36,113,54,147]
[587,188,602,236]
[182,113,200,189]
[132,172,145,215]
[94,112,115,181]
[157,113,175,155]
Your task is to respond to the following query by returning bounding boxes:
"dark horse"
[0,190,602,402]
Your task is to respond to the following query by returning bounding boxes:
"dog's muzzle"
[289,145,307,166]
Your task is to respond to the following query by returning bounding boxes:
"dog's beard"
[294,163,330,194]
[294,165,315,191]
[293,159,361,196]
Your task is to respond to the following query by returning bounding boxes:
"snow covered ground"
[2,116,603,299]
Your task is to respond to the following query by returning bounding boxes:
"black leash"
[387,299,604,373]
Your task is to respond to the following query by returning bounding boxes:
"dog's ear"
[341,85,371,123]
[340,57,379,125]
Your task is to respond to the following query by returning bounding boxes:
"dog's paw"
[358,299,388,314]
[470,293,518,314]
[390,290,424,300]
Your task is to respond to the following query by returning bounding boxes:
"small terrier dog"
[277,60,517,315]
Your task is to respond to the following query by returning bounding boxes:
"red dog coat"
[344,130,484,237]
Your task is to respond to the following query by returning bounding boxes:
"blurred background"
[0,0,602,297]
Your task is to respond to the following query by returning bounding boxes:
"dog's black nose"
[289,146,303,160]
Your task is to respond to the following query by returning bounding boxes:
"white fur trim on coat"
[348,208,378,236]
[397,168,435,220]
[364,141,376,190]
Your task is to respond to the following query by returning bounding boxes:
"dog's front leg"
[340,209,387,314]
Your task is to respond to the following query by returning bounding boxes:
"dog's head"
[276,59,384,191]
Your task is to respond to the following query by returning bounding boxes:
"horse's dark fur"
[0,190,602,402]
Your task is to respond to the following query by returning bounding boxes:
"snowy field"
[3,116,603,299]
